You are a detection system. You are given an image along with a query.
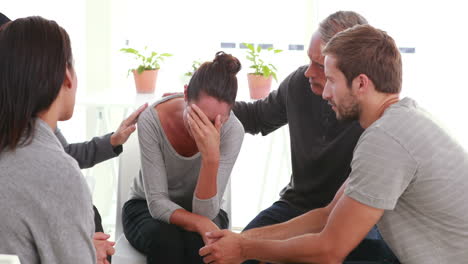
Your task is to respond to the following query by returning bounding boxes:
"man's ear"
[353,74,371,95]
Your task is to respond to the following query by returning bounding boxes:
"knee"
[147,223,184,252]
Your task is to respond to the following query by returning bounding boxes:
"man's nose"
[304,62,320,78]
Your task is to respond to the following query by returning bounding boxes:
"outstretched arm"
[232,69,299,135]
[201,194,383,264]
[241,179,349,240]
[56,103,147,169]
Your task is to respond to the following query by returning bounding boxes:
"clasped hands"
[199,230,246,264]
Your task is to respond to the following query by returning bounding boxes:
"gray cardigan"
[0,119,96,264]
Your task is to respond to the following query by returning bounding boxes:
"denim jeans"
[242,201,400,264]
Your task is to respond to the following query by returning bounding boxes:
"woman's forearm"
[170,209,220,243]
[194,158,219,200]
[170,209,209,232]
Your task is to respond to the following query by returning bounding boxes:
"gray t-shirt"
[129,95,244,223]
[345,97,468,263]
[0,119,95,264]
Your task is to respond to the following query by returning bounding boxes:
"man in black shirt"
[232,11,398,263]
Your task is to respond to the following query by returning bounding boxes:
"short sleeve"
[345,127,418,210]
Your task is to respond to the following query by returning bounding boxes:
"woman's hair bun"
[213,51,241,75]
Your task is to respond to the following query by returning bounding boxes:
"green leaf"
[246,55,255,62]
[262,65,271,77]
[274,49,283,53]
[120,48,139,55]
[267,47,273,51]
[136,65,146,74]
[271,72,278,82]
[121,46,170,74]
[256,45,261,53]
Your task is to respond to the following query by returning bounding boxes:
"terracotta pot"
[247,74,272,100]
[133,69,158,93]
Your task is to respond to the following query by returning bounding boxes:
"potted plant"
[243,43,282,99]
[120,46,172,93]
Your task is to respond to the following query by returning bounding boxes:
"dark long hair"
[0,16,73,151]
[187,51,241,105]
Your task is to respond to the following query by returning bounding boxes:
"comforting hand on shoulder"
[110,103,148,147]
[187,104,222,162]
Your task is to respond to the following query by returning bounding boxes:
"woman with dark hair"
[0,16,95,263]
[123,51,244,263]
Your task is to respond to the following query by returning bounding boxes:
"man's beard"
[335,96,360,121]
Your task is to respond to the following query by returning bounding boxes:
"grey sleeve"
[345,127,418,210]
[137,111,183,223]
[192,114,244,220]
[55,128,122,169]
[38,157,96,264]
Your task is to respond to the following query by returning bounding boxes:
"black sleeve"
[233,69,299,136]
[55,129,122,169]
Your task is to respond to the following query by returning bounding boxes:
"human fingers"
[188,105,206,128]
[214,114,222,132]
[206,230,226,239]
[121,124,137,138]
[125,103,148,125]
[93,232,110,240]
[199,244,213,257]
[106,244,116,256]
[188,114,203,138]
[191,104,213,127]
[203,253,217,263]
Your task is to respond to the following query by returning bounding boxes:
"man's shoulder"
[290,65,308,81]
[370,98,431,136]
